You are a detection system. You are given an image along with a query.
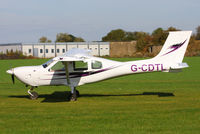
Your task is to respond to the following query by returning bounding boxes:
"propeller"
[11,74,15,84]
[6,68,15,84]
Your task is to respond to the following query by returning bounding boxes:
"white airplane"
[7,31,192,101]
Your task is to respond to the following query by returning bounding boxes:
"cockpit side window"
[92,61,102,69]
[73,61,88,71]
[42,59,54,68]
[51,61,65,71]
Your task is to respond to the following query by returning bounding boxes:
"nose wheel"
[28,87,38,100]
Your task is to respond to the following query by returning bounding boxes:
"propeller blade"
[11,74,15,84]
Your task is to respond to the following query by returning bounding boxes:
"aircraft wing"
[58,57,85,86]
[53,48,92,62]
[63,48,91,57]
[56,56,84,62]
[52,48,91,85]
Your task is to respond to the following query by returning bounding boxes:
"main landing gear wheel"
[70,94,77,101]
[70,87,79,101]
[29,91,38,100]
[28,87,38,100]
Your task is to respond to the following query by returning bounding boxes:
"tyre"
[29,91,38,100]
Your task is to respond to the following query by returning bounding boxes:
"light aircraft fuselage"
[6,31,192,101]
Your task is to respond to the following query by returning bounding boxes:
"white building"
[0,43,22,53]
[0,42,110,58]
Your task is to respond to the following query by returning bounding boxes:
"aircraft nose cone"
[6,69,14,74]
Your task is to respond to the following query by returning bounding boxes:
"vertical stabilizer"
[153,31,192,64]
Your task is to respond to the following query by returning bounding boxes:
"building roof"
[0,43,22,46]
[22,42,109,45]
[0,42,109,47]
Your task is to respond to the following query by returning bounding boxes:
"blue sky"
[0,0,199,43]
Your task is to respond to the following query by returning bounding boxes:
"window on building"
[73,61,88,71]
[95,48,97,50]
[40,49,43,53]
[92,61,102,69]
[51,49,54,53]
[46,49,48,53]
[148,46,153,53]
[28,49,32,54]
[62,49,65,53]
[101,48,103,49]
[57,49,60,53]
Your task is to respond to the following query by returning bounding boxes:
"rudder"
[153,31,192,65]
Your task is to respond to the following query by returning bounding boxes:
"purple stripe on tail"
[162,39,187,56]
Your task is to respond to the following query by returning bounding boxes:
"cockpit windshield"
[42,59,54,68]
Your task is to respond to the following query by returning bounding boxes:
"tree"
[102,29,149,42]
[102,29,126,41]
[47,40,52,43]
[166,26,180,32]
[195,26,200,40]
[136,34,152,52]
[74,37,85,42]
[56,33,73,42]
[124,31,148,41]
[151,28,167,45]
[56,33,85,42]
[123,32,135,41]
[39,36,52,43]
[151,27,181,46]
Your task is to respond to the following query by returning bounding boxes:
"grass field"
[0,57,200,134]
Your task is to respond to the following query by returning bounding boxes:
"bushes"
[0,50,34,59]
[186,38,200,56]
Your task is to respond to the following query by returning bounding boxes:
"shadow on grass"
[82,92,174,98]
[9,91,71,103]
[8,91,174,103]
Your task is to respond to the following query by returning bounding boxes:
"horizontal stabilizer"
[169,69,182,73]
[170,63,189,69]
[162,63,188,73]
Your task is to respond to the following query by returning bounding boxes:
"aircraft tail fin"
[153,31,192,65]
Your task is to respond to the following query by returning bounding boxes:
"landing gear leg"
[70,86,79,101]
[28,86,38,100]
